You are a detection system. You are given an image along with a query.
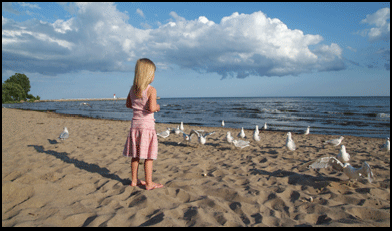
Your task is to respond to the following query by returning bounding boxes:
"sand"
[2,108,390,227]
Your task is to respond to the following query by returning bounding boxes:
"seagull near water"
[221,120,225,127]
[238,127,246,138]
[58,127,69,140]
[380,137,390,152]
[180,122,184,131]
[286,132,296,151]
[178,130,200,145]
[304,126,310,135]
[323,136,344,147]
[80,102,92,107]
[157,128,171,138]
[337,145,350,163]
[307,156,374,183]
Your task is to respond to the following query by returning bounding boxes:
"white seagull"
[224,131,234,144]
[286,132,296,151]
[238,127,246,138]
[190,130,215,145]
[253,128,260,142]
[180,122,184,131]
[323,136,344,147]
[58,127,69,140]
[172,126,181,135]
[262,122,267,130]
[380,137,390,152]
[307,156,374,183]
[254,125,259,135]
[304,126,310,135]
[232,140,250,149]
[337,145,350,164]
[221,120,225,127]
[157,128,171,138]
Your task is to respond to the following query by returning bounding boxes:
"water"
[3,96,390,138]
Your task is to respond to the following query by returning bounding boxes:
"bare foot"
[130,179,146,187]
[145,182,164,190]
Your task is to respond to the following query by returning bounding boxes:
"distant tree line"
[2,73,40,104]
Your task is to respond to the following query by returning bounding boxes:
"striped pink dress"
[123,85,158,160]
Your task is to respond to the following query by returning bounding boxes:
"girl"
[123,58,163,190]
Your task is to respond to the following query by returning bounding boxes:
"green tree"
[2,82,26,103]
[4,73,31,100]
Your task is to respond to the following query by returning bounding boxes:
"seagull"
[380,137,390,152]
[190,130,215,145]
[80,102,92,107]
[221,120,225,127]
[253,128,260,142]
[232,139,250,149]
[323,136,344,147]
[304,126,310,135]
[172,126,181,135]
[178,130,196,145]
[262,122,267,131]
[254,125,259,135]
[238,127,246,138]
[224,131,234,144]
[58,127,69,140]
[157,128,171,138]
[180,122,184,131]
[337,145,350,164]
[286,132,296,151]
[307,156,374,183]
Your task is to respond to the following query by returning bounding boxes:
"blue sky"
[2,2,390,99]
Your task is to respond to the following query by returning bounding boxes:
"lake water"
[3,96,390,138]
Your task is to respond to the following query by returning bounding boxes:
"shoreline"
[2,108,390,227]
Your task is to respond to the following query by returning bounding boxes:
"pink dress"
[123,85,158,160]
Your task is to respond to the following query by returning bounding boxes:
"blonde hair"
[132,58,156,98]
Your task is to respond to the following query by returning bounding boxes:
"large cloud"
[2,2,345,79]
[360,7,390,42]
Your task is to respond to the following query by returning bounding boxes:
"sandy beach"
[2,108,390,227]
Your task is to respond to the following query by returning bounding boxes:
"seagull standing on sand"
[190,130,215,145]
[380,137,390,152]
[157,128,171,138]
[253,126,260,142]
[224,131,234,144]
[286,132,296,151]
[180,122,184,131]
[232,140,250,149]
[307,156,374,183]
[58,127,69,140]
[337,145,350,164]
[221,120,225,127]
[238,127,246,138]
[173,126,181,135]
[323,136,344,147]
[263,122,267,130]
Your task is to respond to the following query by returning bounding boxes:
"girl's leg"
[130,157,145,186]
[144,159,163,190]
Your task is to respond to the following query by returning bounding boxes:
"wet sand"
[2,108,390,226]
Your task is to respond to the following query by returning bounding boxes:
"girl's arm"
[126,87,132,108]
[147,86,160,112]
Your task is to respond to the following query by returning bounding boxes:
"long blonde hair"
[132,58,156,98]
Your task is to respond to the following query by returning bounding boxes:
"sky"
[2,2,390,99]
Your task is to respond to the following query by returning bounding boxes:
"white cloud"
[18,2,41,9]
[360,7,390,42]
[2,4,345,79]
[136,8,145,18]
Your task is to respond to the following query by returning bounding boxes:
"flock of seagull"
[156,120,390,183]
[56,119,389,184]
